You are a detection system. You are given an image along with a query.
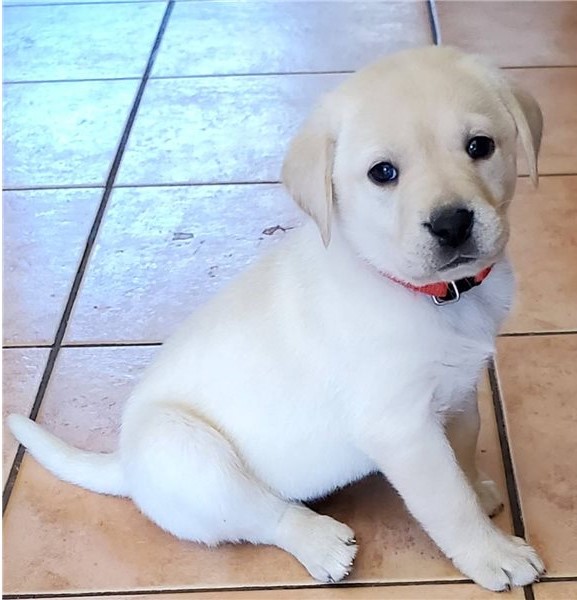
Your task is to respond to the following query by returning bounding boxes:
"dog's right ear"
[282,103,337,247]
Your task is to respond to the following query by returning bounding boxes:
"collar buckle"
[431,281,460,306]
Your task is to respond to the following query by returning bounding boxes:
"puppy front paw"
[453,531,545,591]
[474,478,504,517]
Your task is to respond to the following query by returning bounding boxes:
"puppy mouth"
[438,254,478,271]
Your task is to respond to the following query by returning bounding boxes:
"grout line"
[506,64,577,70]
[500,330,577,338]
[4,0,166,6]
[488,361,526,538]
[6,173,577,194]
[62,341,163,348]
[3,344,53,350]
[427,0,441,45]
[60,341,163,348]
[2,579,474,599]
[3,77,140,85]
[518,172,577,179]
[113,179,282,188]
[3,70,355,86]
[3,446,27,513]
[2,0,175,515]
[5,64,577,87]
[9,581,557,599]
[2,345,60,513]
[3,184,105,192]
[3,342,163,350]
[151,70,355,80]
[4,0,218,5]
[5,330,577,352]
[4,181,282,192]
[4,65,577,87]
[488,362,536,600]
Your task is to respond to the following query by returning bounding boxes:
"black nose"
[425,207,475,248]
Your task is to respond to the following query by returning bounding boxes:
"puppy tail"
[7,414,127,497]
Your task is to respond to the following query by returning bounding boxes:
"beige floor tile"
[437,1,577,67]
[1,459,452,594]
[496,335,577,577]
[3,4,164,82]
[508,68,577,177]
[2,348,49,487]
[505,176,577,333]
[116,74,345,186]
[152,1,432,77]
[1,349,509,593]
[3,80,138,187]
[534,581,577,599]
[3,189,100,345]
[66,184,302,344]
[37,346,158,452]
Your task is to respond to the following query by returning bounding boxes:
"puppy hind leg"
[123,404,357,582]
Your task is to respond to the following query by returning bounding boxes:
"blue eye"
[368,162,399,185]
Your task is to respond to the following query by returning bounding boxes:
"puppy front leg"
[359,416,544,591]
[445,393,504,517]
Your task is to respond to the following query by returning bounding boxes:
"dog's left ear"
[500,83,543,187]
[464,53,543,188]
[282,101,338,247]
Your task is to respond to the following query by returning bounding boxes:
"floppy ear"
[281,105,337,247]
[463,53,543,188]
[500,83,543,187]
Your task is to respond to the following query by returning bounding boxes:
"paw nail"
[345,537,356,546]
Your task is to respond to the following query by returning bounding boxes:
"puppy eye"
[368,162,399,185]
[466,136,495,160]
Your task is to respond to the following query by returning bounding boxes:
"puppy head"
[282,46,542,284]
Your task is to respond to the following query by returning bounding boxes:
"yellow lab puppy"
[9,46,544,591]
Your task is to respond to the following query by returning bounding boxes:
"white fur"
[8,47,545,591]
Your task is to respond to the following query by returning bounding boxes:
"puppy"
[8,46,545,591]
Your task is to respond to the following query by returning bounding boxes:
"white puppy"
[9,46,545,591]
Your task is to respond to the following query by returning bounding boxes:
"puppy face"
[283,47,542,284]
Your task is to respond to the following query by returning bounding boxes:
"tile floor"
[2,1,577,599]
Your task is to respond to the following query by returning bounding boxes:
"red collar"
[383,266,493,305]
